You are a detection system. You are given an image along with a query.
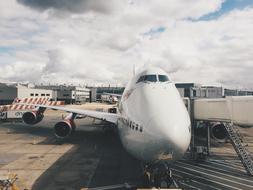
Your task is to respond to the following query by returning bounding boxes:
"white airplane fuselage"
[117,67,191,164]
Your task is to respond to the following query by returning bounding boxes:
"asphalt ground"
[0,108,253,190]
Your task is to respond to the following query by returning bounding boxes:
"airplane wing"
[19,103,120,124]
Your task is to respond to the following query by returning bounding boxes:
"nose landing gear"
[141,162,178,188]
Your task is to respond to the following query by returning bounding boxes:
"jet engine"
[210,123,228,142]
[54,120,76,138]
[195,122,228,142]
[22,111,44,125]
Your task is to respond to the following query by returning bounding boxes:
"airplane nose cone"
[147,114,191,159]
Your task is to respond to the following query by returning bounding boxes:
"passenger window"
[158,75,169,82]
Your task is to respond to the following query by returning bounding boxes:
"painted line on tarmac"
[184,160,251,182]
[172,168,240,190]
[209,159,243,165]
[179,181,201,190]
[211,159,245,167]
[206,159,245,172]
[191,179,222,190]
[174,169,221,190]
[208,160,245,173]
[220,160,245,168]
[177,161,253,184]
[175,163,253,189]
[209,159,242,163]
[174,174,203,190]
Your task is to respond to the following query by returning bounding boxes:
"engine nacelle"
[54,120,76,138]
[210,123,228,142]
[22,111,44,125]
[195,122,228,142]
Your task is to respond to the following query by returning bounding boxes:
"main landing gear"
[141,162,178,188]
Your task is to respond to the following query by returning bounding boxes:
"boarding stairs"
[223,122,253,176]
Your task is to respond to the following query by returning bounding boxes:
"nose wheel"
[141,163,178,188]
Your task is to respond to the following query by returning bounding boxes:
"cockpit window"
[158,75,169,82]
[137,75,157,83]
[144,75,157,82]
[137,76,145,83]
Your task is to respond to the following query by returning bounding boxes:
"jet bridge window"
[137,75,157,83]
[158,75,169,82]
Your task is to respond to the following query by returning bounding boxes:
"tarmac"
[0,103,253,190]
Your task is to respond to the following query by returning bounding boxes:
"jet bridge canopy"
[193,96,253,126]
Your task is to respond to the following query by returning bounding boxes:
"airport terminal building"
[1,82,253,105]
[0,83,53,105]
[35,85,91,104]
[0,83,91,105]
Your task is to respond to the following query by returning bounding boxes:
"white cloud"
[17,0,127,15]
[1,0,253,88]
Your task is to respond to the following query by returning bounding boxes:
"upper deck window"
[137,75,157,83]
[158,75,169,82]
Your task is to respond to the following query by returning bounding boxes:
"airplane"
[20,66,191,187]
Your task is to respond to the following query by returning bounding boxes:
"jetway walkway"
[223,122,253,176]
[193,96,253,127]
[185,96,253,176]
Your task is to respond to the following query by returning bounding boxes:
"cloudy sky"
[1,0,253,88]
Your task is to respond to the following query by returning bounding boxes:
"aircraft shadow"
[0,119,142,189]
[29,128,142,189]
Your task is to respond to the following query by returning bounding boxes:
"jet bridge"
[189,96,253,176]
[193,96,253,127]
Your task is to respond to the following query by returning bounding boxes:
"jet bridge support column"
[188,98,210,160]
[190,98,195,159]
[205,122,211,156]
